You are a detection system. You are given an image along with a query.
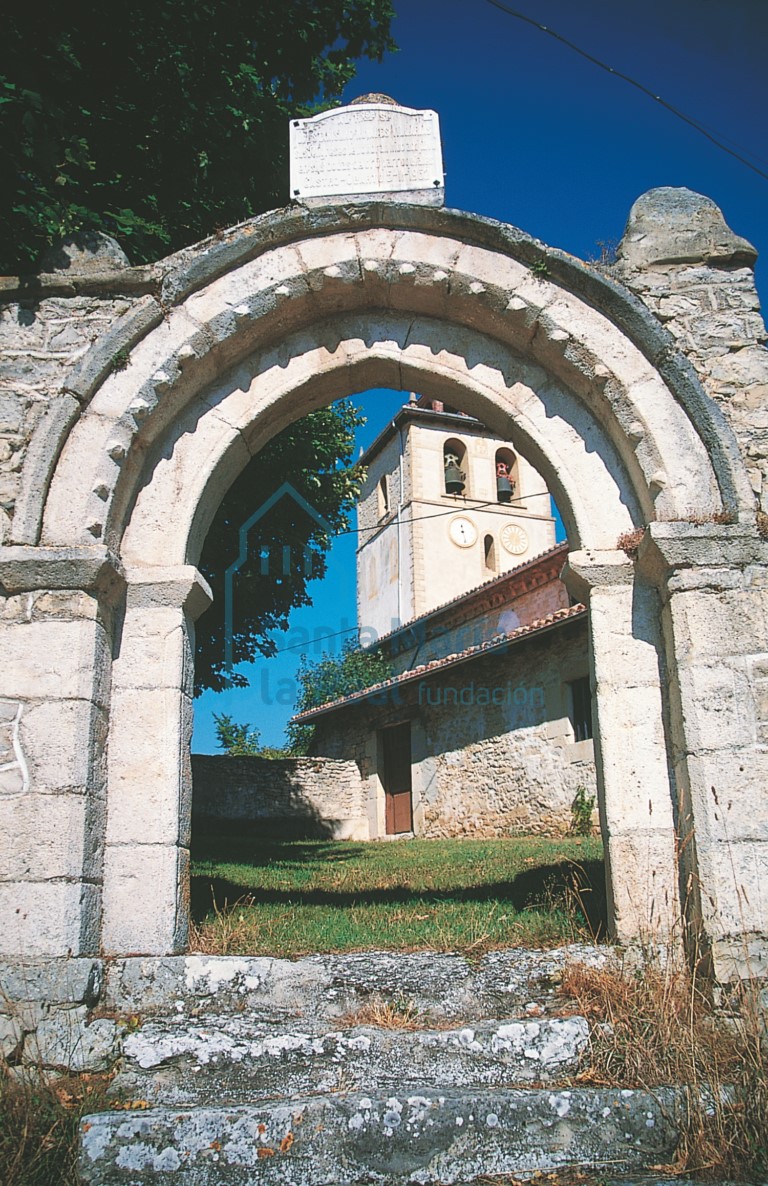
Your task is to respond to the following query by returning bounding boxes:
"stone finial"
[616,187,757,272]
[349,93,399,106]
[38,231,130,275]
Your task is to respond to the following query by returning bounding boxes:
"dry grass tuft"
[340,994,424,1031]
[561,957,767,1180]
[188,891,256,955]
[0,1065,112,1186]
[616,527,645,557]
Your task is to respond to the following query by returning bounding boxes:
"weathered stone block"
[106,687,189,846]
[0,393,28,434]
[0,543,124,598]
[696,837,768,936]
[594,690,671,832]
[603,828,680,942]
[18,699,107,794]
[101,844,188,956]
[0,957,102,1004]
[26,1005,119,1071]
[78,1085,683,1185]
[0,766,24,794]
[0,617,111,706]
[0,792,103,881]
[667,586,768,658]
[113,604,194,693]
[0,1014,23,1060]
[0,881,100,957]
[675,662,757,752]
[681,750,768,845]
[617,187,757,271]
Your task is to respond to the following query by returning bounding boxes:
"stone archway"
[1,205,765,981]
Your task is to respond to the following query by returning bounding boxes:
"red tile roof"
[292,603,587,723]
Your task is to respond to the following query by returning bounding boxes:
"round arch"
[26,207,761,964]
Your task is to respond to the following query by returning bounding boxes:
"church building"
[294,396,596,838]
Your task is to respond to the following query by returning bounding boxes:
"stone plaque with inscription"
[289,100,444,207]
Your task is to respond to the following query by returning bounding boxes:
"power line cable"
[485,0,768,182]
[237,491,558,654]
[337,489,555,538]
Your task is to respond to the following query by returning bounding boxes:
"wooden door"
[382,723,412,835]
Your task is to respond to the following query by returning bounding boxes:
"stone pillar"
[564,551,680,945]
[0,546,124,957]
[638,523,768,980]
[101,566,211,955]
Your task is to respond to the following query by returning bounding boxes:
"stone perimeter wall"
[191,754,367,840]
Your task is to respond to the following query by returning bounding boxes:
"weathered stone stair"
[77,946,701,1185]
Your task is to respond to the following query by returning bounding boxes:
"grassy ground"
[190,829,606,956]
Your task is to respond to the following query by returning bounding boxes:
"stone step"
[103,944,610,1024]
[112,1014,590,1106]
[79,1085,683,1185]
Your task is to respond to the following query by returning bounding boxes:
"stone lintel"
[561,549,635,601]
[0,545,125,602]
[124,565,213,621]
[637,521,768,583]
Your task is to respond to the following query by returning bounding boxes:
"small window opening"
[495,447,517,504]
[569,676,593,742]
[378,474,390,519]
[484,533,497,572]
[444,438,467,496]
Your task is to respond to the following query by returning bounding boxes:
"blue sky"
[192,0,768,752]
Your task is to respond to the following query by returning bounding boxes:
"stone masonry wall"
[0,290,144,542]
[616,188,768,510]
[192,753,368,840]
[416,623,596,838]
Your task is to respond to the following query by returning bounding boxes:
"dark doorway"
[382,723,413,835]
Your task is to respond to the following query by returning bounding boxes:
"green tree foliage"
[0,0,396,272]
[288,639,393,753]
[197,400,365,694]
[213,713,289,758]
[213,712,263,756]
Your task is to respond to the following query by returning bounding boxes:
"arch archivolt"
[41,228,727,556]
[119,318,638,568]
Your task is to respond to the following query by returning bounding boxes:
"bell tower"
[356,397,557,641]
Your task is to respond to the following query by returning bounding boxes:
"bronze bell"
[444,460,465,495]
[497,474,514,503]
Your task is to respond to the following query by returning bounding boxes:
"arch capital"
[561,549,635,602]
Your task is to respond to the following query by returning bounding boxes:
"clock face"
[501,523,529,555]
[448,516,478,548]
